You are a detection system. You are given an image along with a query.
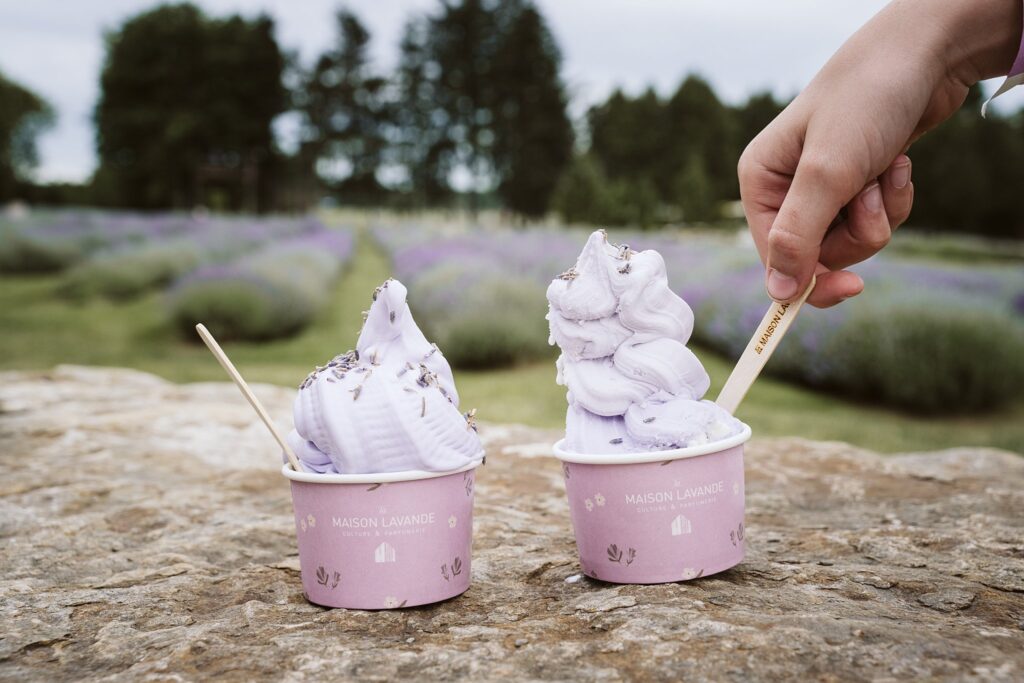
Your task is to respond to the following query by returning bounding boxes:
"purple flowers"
[1,208,355,339]
[375,223,1024,409]
[167,224,354,340]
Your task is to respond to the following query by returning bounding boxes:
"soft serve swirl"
[547,231,741,454]
[289,279,483,474]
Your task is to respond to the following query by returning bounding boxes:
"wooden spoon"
[715,277,816,415]
[195,323,301,471]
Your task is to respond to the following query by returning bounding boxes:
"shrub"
[822,305,1024,413]
[60,240,204,300]
[412,267,553,368]
[168,268,314,341]
[167,229,354,341]
[0,221,86,272]
[694,259,1024,414]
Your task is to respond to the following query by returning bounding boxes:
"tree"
[0,72,54,200]
[673,154,716,222]
[490,3,573,218]
[910,86,1024,237]
[389,17,452,206]
[298,9,388,204]
[94,3,286,210]
[664,75,736,201]
[393,0,571,216]
[588,88,666,189]
[426,0,502,211]
[735,91,785,150]
[552,153,611,224]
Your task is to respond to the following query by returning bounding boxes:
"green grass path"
[1,232,1021,454]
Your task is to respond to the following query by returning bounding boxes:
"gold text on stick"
[715,277,816,415]
[754,302,791,355]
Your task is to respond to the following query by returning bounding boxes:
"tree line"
[1,1,1022,237]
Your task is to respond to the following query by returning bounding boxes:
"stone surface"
[1,365,1023,682]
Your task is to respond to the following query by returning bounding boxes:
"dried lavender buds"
[299,350,360,389]
[417,364,439,389]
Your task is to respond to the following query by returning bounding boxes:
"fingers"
[765,151,863,302]
[880,155,913,228]
[818,155,913,270]
[806,264,864,308]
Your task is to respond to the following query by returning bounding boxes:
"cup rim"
[552,423,752,465]
[280,456,483,484]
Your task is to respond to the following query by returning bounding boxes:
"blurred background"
[1,0,1022,453]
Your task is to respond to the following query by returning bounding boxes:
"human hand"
[739,0,1022,307]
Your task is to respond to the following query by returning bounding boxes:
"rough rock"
[1,366,1022,682]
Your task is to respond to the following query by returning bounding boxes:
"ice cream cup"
[553,424,752,584]
[281,458,481,609]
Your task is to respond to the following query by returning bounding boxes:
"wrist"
[932,0,1023,83]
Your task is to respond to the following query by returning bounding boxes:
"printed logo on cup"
[332,511,438,538]
[374,541,397,563]
[624,480,726,514]
[670,514,693,536]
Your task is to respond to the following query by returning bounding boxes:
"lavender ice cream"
[288,279,483,474]
[547,230,742,455]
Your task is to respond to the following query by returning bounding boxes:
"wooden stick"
[195,323,301,471]
[715,277,816,415]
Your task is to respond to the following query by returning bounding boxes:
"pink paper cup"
[281,459,480,609]
[554,424,751,584]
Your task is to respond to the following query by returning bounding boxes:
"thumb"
[766,155,861,302]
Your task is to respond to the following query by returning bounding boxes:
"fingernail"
[767,268,799,301]
[891,160,911,189]
[861,183,882,213]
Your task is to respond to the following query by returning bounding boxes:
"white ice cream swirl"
[547,230,741,454]
[289,279,483,474]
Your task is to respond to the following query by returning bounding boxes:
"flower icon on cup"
[681,568,704,580]
[594,493,605,507]
[448,515,457,528]
[300,517,307,532]
[584,498,594,512]
[384,596,407,609]
[733,482,740,495]
[307,514,316,529]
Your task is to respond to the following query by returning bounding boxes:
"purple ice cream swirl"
[288,279,484,474]
[547,230,742,455]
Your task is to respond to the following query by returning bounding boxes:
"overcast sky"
[1,0,1020,183]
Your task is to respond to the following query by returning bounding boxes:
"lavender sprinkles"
[299,349,359,389]
[556,266,578,281]
[643,417,656,423]
[609,437,624,445]
[417,364,439,389]
[464,408,478,432]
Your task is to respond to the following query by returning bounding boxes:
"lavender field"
[374,222,1024,414]
[0,210,354,340]
[1,209,1022,451]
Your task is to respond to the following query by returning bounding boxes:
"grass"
[1,227,1021,455]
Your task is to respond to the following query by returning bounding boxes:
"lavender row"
[1,209,324,275]
[374,223,1024,412]
[167,229,355,341]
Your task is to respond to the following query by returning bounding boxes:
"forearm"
[927,0,1023,82]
